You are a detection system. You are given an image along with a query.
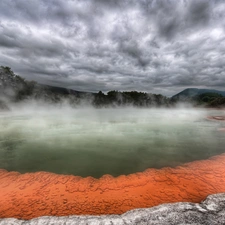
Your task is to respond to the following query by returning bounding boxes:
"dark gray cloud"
[0,0,225,96]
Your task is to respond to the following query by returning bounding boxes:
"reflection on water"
[0,108,224,178]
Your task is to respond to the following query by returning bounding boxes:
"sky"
[0,0,225,96]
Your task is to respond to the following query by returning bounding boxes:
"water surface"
[0,108,224,178]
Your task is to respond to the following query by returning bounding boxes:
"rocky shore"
[1,193,225,225]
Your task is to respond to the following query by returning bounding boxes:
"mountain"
[171,88,225,101]
[171,88,225,108]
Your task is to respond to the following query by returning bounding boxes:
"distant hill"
[171,88,225,101]
[171,88,225,108]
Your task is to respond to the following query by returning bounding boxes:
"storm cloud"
[0,0,225,96]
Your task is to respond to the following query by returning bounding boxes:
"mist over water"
[0,106,224,178]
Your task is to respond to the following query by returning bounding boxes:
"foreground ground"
[0,153,225,219]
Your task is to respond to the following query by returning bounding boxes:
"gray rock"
[1,193,225,225]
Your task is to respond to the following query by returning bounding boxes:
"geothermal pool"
[0,108,224,178]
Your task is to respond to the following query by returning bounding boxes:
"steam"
[0,104,224,178]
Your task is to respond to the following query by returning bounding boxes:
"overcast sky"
[0,0,225,96]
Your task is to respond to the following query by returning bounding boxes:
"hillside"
[171,88,225,108]
[0,66,95,107]
[172,88,225,101]
[2,67,225,109]
[0,66,170,109]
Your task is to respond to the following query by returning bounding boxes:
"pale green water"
[0,108,224,178]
